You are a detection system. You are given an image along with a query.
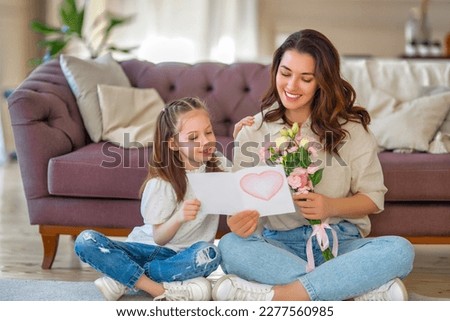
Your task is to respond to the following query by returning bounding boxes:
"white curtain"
[102,0,258,63]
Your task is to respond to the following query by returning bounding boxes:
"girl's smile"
[200,145,215,157]
[173,109,217,170]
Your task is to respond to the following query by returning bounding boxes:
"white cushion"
[97,84,165,148]
[429,132,450,154]
[370,91,450,152]
[423,86,450,153]
[60,53,131,142]
[341,59,450,153]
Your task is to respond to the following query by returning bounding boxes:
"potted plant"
[30,0,136,65]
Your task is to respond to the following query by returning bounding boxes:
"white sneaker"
[212,274,274,301]
[154,277,211,301]
[94,276,127,301]
[354,278,408,301]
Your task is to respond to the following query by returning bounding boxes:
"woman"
[213,29,415,301]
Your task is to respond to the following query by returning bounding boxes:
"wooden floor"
[1,161,449,299]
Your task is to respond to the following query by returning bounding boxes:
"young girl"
[213,29,415,301]
[74,97,228,301]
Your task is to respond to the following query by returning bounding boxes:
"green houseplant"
[30,0,135,65]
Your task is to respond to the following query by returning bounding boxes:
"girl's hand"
[293,192,335,221]
[178,199,201,223]
[227,210,259,238]
[153,199,200,246]
[233,116,255,139]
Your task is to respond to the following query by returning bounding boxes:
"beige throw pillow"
[97,84,165,148]
[370,91,450,152]
[60,53,131,142]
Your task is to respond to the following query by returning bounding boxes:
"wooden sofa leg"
[37,225,132,269]
[40,229,60,269]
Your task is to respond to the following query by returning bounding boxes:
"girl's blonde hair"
[141,97,222,201]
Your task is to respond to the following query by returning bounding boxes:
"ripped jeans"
[74,230,221,288]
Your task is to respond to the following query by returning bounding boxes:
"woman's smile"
[284,90,302,101]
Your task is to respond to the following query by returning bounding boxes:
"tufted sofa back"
[10,59,271,152]
[120,60,271,139]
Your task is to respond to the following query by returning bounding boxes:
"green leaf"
[322,248,335,261]
[59,0,84,37]
[76,8,85,36]
[309,168,323,186]
[308,219,321,225]
[41,39,68,56]
[30,21,61,35]
[28,57,44,67]
[105,13,134,34]
[299,147,311,168]
[285,152,293,163]
[30,0,137,65]
[106,45,138,54]
[100,13,134,51]
[285,158,296,169]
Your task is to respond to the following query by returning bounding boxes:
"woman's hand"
[293,192,335,221]
[177,199,201,223]
[293,192,379,220]
[233,116,255,139]
[227,210,259,238]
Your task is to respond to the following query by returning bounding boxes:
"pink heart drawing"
[240,170,284,201]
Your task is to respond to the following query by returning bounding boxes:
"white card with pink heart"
[187,165,296,216]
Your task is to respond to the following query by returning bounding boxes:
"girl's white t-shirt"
[126,155,230,252]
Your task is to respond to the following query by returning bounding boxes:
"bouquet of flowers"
[263,122,337,271]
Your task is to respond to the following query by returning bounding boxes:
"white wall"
[258,0,450,61]
[0,0,44,158]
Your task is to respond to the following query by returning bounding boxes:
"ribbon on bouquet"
[305,219,338,272]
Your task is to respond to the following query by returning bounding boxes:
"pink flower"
[297,186,312,194]
[308,146,318,158]
[288,146,298,153]
[287,170,309,190]
[260,142,277,163]
[292,167,307,175]
[307,165,320,174]
[259,147,270,161]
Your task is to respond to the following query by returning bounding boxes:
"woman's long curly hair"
[261,29,370,154]
[141,97,222,202]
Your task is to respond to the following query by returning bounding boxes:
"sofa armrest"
[7,60,87,200]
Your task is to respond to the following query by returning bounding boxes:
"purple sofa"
[7,59,450,269]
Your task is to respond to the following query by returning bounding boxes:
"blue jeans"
[218,221,415,301]
[74,230,221,288]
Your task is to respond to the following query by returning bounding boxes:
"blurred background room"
[0,0,449,300]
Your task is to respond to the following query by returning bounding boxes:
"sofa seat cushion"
[48,143,149,200]
[48,138,233,200]
[379,152,450,201]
